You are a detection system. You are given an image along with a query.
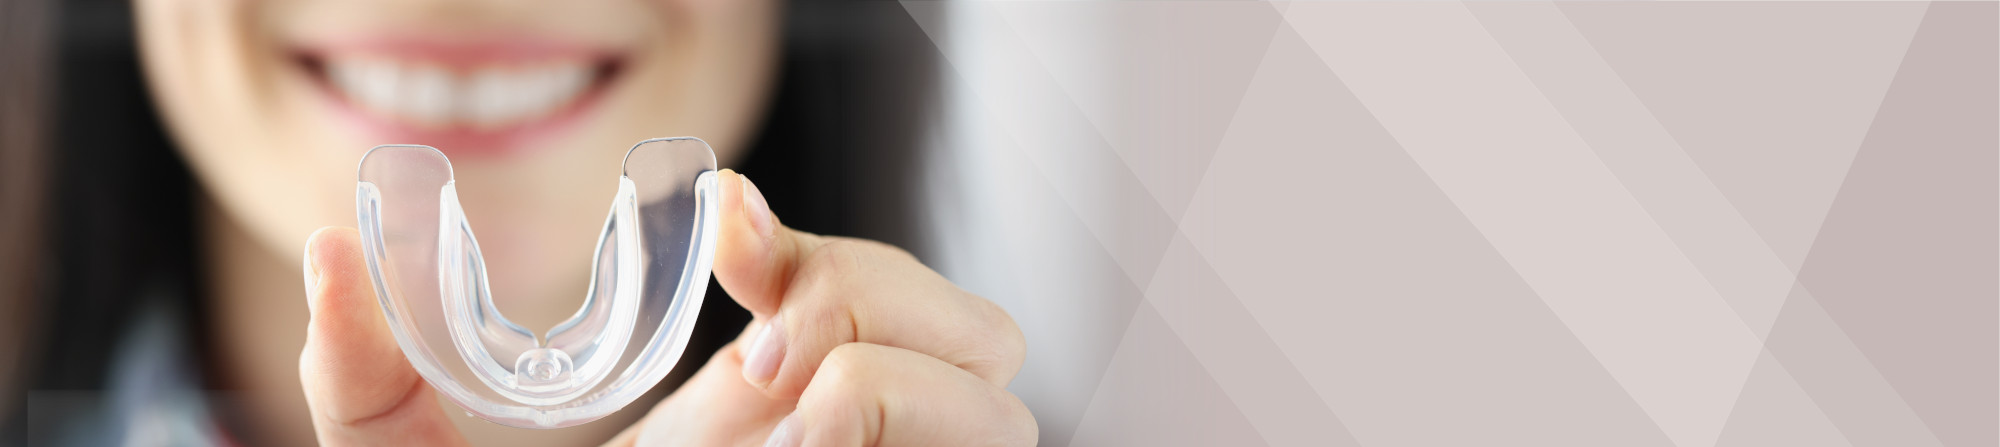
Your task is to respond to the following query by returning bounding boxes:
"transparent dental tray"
[355,137,718,428]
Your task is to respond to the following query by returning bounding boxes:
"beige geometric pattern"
[906,2,1997,446]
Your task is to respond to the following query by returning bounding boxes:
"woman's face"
[137,0,775,327]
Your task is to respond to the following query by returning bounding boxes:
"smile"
[296,37,626,157]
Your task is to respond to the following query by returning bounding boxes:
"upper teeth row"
[326,58,593,129]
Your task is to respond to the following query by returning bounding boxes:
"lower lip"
[298,51,620,159]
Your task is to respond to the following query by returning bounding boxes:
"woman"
[6,0,1035,445]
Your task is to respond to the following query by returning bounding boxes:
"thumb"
[712,169,824,317]
[299,227,468,446]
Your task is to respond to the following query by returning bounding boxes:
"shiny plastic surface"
[355,137,718,428]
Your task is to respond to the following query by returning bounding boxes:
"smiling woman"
[7,0,967,445]
[133,0,777,443]
[140,0,777,310]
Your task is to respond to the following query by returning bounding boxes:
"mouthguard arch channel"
[355,138,718,428]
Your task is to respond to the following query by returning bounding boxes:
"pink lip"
[295,35,625,159]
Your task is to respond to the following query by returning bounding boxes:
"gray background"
[912,2,1999,446]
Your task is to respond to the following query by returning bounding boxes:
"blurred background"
[5,1,1997,446]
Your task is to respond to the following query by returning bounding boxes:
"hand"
[298,170,1036,446]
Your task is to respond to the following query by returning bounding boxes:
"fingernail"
[741,312,787,387]
[302,241,321,311]
[740,175,776,240]
[763,411,802,447]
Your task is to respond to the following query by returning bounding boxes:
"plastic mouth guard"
[355,137,719,428]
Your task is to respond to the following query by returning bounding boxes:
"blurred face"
[137,0,776,327]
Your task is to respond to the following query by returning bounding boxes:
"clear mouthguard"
[355,137,719,428]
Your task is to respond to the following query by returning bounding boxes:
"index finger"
[712,169,827,318]
[299,227,468,447]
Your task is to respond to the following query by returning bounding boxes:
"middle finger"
[735,238,1025,398]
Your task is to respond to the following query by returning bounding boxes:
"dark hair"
[4,0,939,441]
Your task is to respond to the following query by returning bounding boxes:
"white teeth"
[406,66,453,125]
[463,69,517,127]
[324,58,595,129]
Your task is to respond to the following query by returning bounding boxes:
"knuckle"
[786,241,885,342]
[987,390,1039,446]
[789,241,867,303]
[800,239,870,279]
[979,298,1026,358]
[853,237,919,263]
[952,296,1027,382]
[805,343,886,401]
[822,343,884,380]
[800,238,917,281]
[795,299,860,347]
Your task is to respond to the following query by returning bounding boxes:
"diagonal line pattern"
[1463,2,1942,445]
[1283,3,1767,445]
[902,2,1352,445]
[1200,6,1677,445]
[1783,3,2000,444]
[897,2,1996,446]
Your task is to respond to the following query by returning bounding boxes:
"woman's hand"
[297,170,1036,446]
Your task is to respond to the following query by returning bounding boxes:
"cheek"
[617,0,778,166]
[139,0,359,260]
